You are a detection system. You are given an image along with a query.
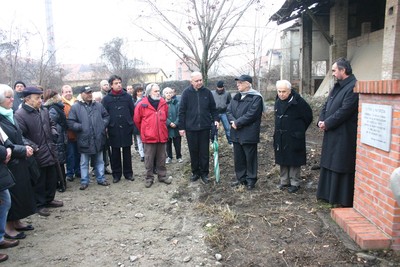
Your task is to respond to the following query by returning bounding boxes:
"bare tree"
[100,38,143,88]
[134,0,257,85]
[0,27,64,89]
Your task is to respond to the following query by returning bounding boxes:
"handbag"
[0,165,16,191]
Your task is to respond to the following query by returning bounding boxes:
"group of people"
[0,57,358,263]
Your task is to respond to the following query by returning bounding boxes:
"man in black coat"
[227,75,264,190]
[14,87,63,217]
[102,75,134,183]
[274,80,313,193]
[317,58,359,207]
[179,71,219,184]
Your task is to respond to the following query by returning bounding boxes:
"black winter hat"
[217,81,224,88]
[14,81,26,89]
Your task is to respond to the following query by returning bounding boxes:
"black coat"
[14,103,58,167]
[178,85,218,131]
[45,101,67,164]
[102,91,134,147]
[0,115,36,220]
[68,100,110,155]
[319,74,359,173]
[227,92,263,144]
[273,90,313,166]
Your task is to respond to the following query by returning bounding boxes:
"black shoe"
[66,176,74,182]
[141,157,144,162]
[125,176,134,181]
[278,184,290,190]
[113,177,121,183]
[190,174,199,182]
[246,184,256,191]
[231,180,247,187]
[288,185,300,193]
[75,173,81,178]
[79,184,88,190]
[200,176,210,184]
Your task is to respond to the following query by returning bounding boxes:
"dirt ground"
[5,98,400,266]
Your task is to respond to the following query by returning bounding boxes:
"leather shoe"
[140,157,144,162]
[246,184,256,191]
[97,181,110,186]
[4,232,26,240]
[278,184,290,190]
[125,176,134,181]
[190,174,199,182]
[0,254,8,262]
[37,208,50,216]
[159,178,171,184]
[15,224,34,231]
[66,176,74,182]
[0,239,19,249]
[231,180,247,187]
[113,177,121,183]
[288,185,300,193]
[79,184,88,190]
[145,180,153,188]
[200,176,210,184]
[46,199,64,208]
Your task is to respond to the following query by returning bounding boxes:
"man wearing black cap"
[211,80,232,145]
[179,71,219,184]
[14,87,64,216]
[227,75,264,190]
[68,86,110,190]
[12,81,26,112]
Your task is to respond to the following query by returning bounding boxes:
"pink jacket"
[134,97,168,143]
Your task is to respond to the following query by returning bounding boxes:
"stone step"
[331,208,391,250]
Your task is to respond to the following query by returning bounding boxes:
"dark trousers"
[36,164,58,208]
[143,143,167,181]
[110,146,133,179]
[186,129,210,177]
[166,136,182,159]
[233,143,258,185]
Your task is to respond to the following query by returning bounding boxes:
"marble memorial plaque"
[360,103,392,152]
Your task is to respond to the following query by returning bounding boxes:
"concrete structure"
[272,0,400,250]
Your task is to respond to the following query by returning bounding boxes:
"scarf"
[62,96,76,106]
[111,89,123,95]
[0,106,14,124]
[148,96,160,110]
[240,88,267,112]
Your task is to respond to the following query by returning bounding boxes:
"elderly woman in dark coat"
[0,84,36,239]
[43,89,67,192]
[274,80,313,193]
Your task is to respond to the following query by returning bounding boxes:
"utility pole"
[45,0,56,66]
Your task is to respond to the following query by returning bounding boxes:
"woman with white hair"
[163,87,182,164]
[0,84,36,240]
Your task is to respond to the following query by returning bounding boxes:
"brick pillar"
[332,81,400,250]
[382,0,400,79]
[329,0,348,63]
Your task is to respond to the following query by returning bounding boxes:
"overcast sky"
[1,0,286,76]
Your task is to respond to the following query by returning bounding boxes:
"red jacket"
[134,97,168,143]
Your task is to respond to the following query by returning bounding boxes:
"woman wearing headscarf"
[0,84,36,240]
